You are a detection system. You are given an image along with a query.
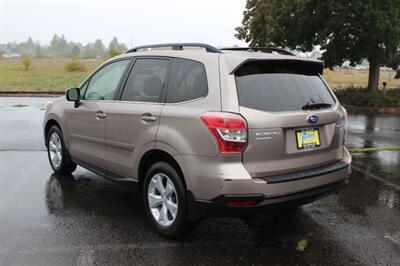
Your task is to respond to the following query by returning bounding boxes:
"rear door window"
[235,61,335,112]
[166,59,208,103]
[121,58,170,103]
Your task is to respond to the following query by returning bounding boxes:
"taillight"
[342,107,348,143]
[337,107,348,145]
[200,112,247,154]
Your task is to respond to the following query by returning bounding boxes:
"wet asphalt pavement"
[0,97,399,265]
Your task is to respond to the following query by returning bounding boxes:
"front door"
[67,59,131,171]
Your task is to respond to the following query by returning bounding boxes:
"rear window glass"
[235,61,335,112]
[166,59,208,103]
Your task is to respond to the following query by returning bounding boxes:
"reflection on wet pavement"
[352,151,400,187]
[347,107,400,189]
[306,169,400,265]
[1,98,400,265]
[0,152,359,265]
[0,97,52,151]
[347,108,400,149]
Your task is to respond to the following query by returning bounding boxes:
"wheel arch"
[44,119,62,146]
[138,149,187,192]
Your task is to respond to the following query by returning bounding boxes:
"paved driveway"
[1,97,399,265]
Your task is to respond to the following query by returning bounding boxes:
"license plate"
[296,128,321,149]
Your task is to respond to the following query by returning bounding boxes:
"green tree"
[81,44,96,59]
[93,39,105,58]
[107,47,121,58]
[50,34,69,57]
[109,37,120,50]
[109,37,127,53]
[236,0,400,94]
[34,43,43,58]
[22,54,32,70]
[70,45,81,58]
[19,37,35,55]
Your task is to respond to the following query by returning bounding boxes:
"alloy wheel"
[147,173,178,227]
[49,132,62,168]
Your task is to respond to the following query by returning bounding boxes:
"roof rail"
[126,43,222,54]
[220,47,295,56]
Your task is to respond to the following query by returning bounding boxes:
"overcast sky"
[0,0,247,47]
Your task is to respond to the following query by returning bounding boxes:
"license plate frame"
[295,128,321,149]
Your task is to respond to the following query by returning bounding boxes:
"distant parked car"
[43,43,352,238]
[3,53,21,58]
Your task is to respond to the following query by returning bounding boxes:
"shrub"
[386,89,400,100]
[22,54,32,70]
[107,48,121,58]
[64,59,87,72]
[333,87,400,108]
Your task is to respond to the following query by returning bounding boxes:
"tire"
[46,125,77,175]
[143,162,196,238]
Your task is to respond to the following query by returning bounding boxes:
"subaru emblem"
[307,114,318,124]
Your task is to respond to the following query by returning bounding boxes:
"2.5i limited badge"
[255,130,281,140]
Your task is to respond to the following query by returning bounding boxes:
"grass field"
[324,68,400,89]
[0,58,399,92]
[0,58,102,92]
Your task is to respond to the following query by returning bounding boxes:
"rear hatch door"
[235,60,345,178]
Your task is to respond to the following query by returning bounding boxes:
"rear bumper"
[177,147,352,220]
[177,147,352,201]
[187,176,350,220]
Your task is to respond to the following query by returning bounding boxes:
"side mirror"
[65,88,80,108]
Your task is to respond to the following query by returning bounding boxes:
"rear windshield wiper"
[301,102,332,110]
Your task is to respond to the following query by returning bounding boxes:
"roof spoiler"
[220,47,295,56]
[231,59,324,75]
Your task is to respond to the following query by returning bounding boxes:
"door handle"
[95,111,107,119]
[141,113,157,122]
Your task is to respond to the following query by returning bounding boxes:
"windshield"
[235,60,335,112]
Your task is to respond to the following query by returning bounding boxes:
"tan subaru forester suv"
[43,43,352,238]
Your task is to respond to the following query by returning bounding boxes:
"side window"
[166,59,208,103]
[84,60,130,101]
[121,59,169,102]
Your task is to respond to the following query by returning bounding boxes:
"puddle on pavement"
[337,170,400,215]
[347,111,400,187]
[352,151,400,185]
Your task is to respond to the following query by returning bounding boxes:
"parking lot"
[1,97,399,265]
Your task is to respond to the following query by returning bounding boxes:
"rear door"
[235,60,345,178]
[105,58,170,179]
